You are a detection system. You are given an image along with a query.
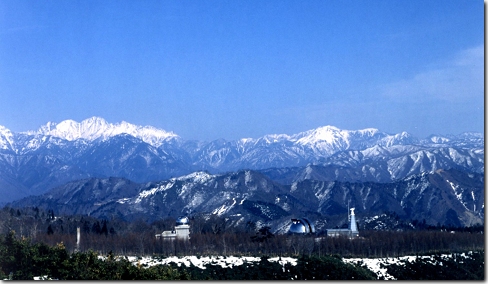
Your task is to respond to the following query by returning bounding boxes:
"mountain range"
[1,117,484,229]
[9,168,484,230]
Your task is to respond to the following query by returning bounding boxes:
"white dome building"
[288,217,316,234]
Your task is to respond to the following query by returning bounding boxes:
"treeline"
[0,206,484,258]
[0,229,378,280]
[21,229,485,259]
[0,230,483,280]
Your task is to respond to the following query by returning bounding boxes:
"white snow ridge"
[25,117,179,147]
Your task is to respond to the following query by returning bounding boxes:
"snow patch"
[135,182,174,203]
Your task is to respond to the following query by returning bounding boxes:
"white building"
[326,208,359,238]
[155,216,190,241]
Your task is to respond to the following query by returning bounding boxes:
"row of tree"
[0,206,484,258]
[0,230,483,280]
[17,223,485,259]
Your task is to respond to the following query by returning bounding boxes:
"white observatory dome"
[176,216,189,226]
[288,217,315,234]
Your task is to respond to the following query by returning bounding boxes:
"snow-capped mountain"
[0,125,15,151]
[0,117,483,205]
[293,126,416,155]
[25,117,179,147]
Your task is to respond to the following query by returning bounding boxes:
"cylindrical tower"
[349,208,358,232]
[76,227,80,251]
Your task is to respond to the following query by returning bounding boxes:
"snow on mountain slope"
[294,126,352,155]
[0,126,16,151]
[292,126,418,157]
[0,117,483,205]
[175,171,215,184]
[25,117,179,147]
[9,168,483,228]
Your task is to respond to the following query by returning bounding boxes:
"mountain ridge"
[8,168,483,229]
[3,116,483,148]
[0,117,483,206]
[23,117,179,147]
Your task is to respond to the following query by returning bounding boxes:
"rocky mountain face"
[0,117,483,204]
[9,168,483,229]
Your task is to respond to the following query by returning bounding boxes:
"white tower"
[175,224,190,240]
[349,208,358,236]
[76,227,80,252]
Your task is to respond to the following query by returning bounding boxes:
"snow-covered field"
[105,255,297,270]
[343,256,423,280]
[99,252,471,280]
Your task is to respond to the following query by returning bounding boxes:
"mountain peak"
[294,125,383,147]
[296,125,345,143]
[26,117,179,147]
[0,125,15,151]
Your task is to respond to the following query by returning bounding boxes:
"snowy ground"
[105,255,297,270]
[343,252,472,280]
[98,253,467,280]
[343,256,419,280]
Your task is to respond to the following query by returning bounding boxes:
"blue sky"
[0,1,484,140]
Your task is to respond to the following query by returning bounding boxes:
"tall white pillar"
[76,227,80,251]
[349,208,358,232]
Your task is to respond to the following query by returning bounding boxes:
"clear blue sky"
[0,1,484,140]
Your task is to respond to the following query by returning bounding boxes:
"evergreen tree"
[47,225,54,235]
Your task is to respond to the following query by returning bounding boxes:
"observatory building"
[288,217,315,234]
[326,208,359,238]
[155,216,190,240]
